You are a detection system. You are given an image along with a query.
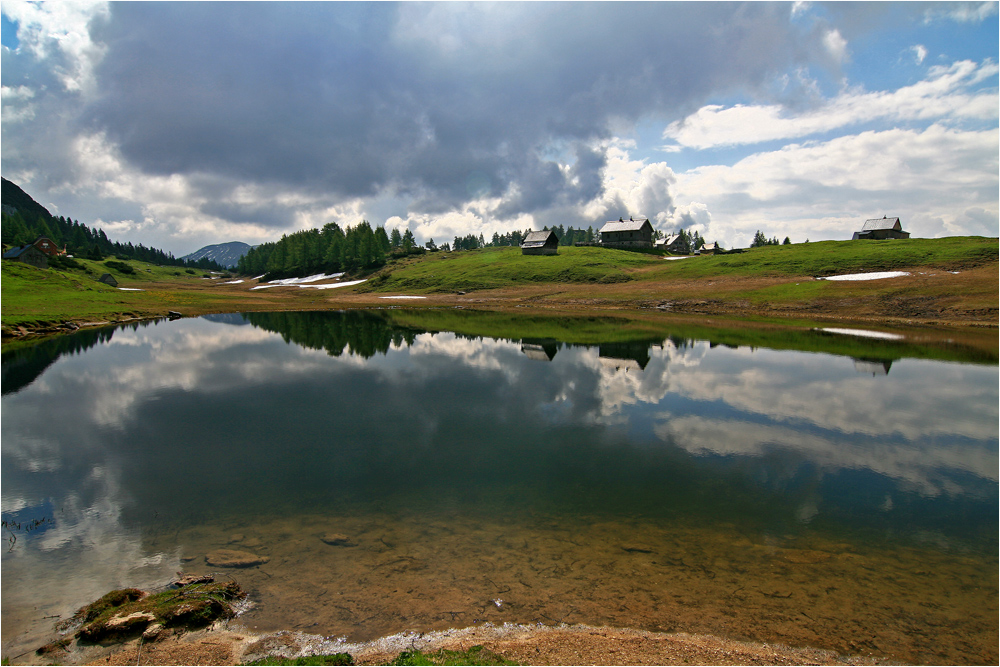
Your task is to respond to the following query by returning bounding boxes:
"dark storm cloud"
[198,200,295,230]
[80,2,816,222]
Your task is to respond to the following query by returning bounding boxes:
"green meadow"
[362,236,997,293]
[0,257,244,330]
[360,245,651,293]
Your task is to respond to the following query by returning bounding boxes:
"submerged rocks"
[321,533,357,547]
[206,549,270,568]
[780,548,832,564]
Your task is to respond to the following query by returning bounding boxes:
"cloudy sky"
[1,1,997,256]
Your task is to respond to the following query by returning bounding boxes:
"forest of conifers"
[1,177,225,270]
[236,221,537,278]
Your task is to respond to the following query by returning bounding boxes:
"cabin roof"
[3,245,31,259]
[522,230,558,247]
[862,217,901,231]
[599,218,651,233]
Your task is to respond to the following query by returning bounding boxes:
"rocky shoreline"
[26,620,889,666]
[7,575,889,666]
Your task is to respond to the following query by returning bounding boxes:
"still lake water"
[2,310,997,664]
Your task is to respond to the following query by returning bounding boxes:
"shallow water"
[2,311,997,664]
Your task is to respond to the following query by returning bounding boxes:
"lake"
[2,310,997,664]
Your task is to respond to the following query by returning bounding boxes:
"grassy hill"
[1,257,243,332]
[651,236,997,279]
[361,237,997,293]
[360,245,653,293]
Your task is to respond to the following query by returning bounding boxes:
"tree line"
[236,221,398,279]
[751,230,791,247]
[0,209,225,271]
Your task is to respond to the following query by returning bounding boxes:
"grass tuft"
[387,645,517,666]
[245,653,354,666]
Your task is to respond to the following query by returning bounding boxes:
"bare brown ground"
[71,623,885,666]
[148,264,999,329]
[4,263,996,343]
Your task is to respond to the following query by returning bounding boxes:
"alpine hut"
[2,243,48,269]
[599,216,654,249]
[852,216,910,240]
[30,236,64,257]
[656,233,688,254]
[521,229,559,255]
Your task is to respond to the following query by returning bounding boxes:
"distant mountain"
[181,242,256,268]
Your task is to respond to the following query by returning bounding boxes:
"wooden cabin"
[2,244,48,268]
[599,217,653,248]
[521,230,559,255]
[852,216,910,240]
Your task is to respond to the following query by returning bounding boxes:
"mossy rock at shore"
[62,581,246,642]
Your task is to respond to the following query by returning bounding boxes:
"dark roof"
[600,218,651,233]
[862,217,902,231]
[3,245,32,259]
[521,230,558,248]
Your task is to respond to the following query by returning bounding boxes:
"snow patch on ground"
[250,278,366,291]
[820,271,910,281]
[259,273,345,286]
[221,279,244,285]
[816,327,905,341]
[117,287,144,291]
[662,256,691,261]
[305,279,367,290]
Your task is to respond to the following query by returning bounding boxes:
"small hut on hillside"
[521,230,559,255]
[852,216,910,240]
[98,273,118,287]
[656,234,687,253]
[3,244,48,269]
